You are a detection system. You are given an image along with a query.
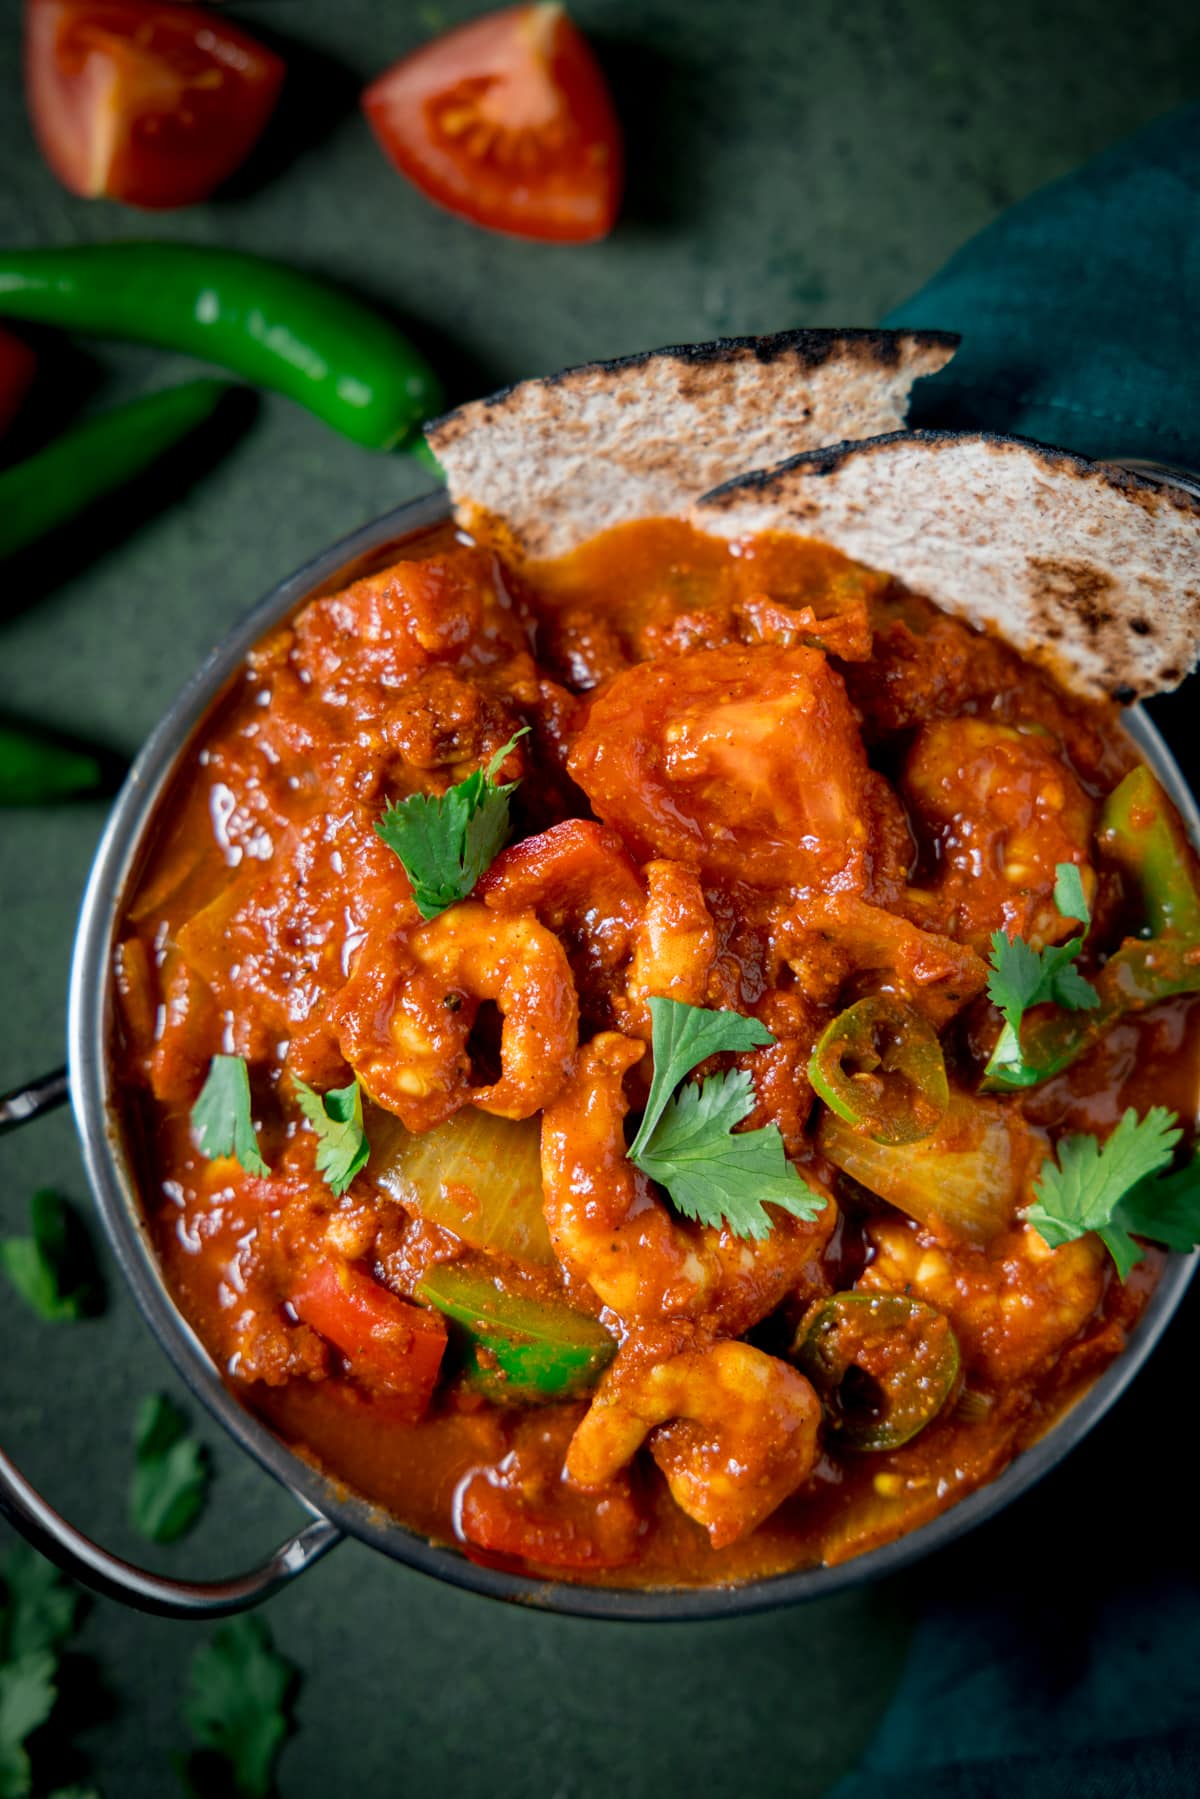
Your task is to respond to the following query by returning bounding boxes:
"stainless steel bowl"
[2,487,1197,1621]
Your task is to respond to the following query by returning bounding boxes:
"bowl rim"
[67,490,1200,1622]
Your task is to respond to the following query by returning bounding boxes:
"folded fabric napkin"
[885,102,1200,470]
[829,103,1200,1799]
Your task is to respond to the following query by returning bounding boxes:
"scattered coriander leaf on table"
[0,1649,57,1799]
[984,861,1099,1088]
[1026,1106,1183,1279]
[182,1615,295,1799]
[191,1056,269,1177]
[131,1394,209,1544]
[628,997,824,1240]
[0,1548,80,1664]
[292,1078,369,1196]
[0,1547,86,1799]
[0,1191,101,1323]
[374,727,528,919]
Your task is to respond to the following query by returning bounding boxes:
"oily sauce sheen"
[112,519,1199,1586]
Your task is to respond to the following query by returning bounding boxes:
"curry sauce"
[111,520,1200,1586]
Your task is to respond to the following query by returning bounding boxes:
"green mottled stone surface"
[0,4,1194,1792]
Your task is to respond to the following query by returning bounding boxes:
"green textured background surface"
[1,4,1197,1793]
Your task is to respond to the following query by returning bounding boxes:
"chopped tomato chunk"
[457,1410,643,1570]
[362,4,622,242]
[25,0,285,208]
[290,1260,447,1418]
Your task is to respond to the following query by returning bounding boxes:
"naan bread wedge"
[426,329,957,561]
[694,430,1200,702]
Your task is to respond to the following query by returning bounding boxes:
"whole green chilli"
[0,243,444,451]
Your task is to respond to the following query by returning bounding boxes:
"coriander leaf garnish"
[1053,861,1091,925]
[131,1394,209,1545]
[191,1055,269,1177]
[374,727,529,920]
[628,997,824,1241]
[0,1191,101,1323]
[292,1077,370,1196]
[984,861,1099,1088]
[628,997,774,1160]
[1116,1153,1200,1256]
[1026,1106,1182,1279]
[182,1615,295,1799]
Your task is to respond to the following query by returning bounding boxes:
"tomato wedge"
[24,0,285,209]
[362,4,622,242]
[290,1260,447,1419]
[0,330,36,439]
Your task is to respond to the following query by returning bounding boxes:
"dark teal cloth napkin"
[830,105,1200,1799]
[885,103,1200,470]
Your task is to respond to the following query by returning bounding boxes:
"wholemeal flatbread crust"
[694,430,1200,702]
[426,330,958,561]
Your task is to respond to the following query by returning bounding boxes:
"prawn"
[616,859,721,1038]
[332,903,578,1131]
[566,1328,821,1548]
[902,719,1095,951]
[476,819,644,1021]
[540,1032,835,1334]
[860,1216,1105,1387]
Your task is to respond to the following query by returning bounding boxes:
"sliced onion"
[818,1092,1024,1246]
[367,1104,555,1267]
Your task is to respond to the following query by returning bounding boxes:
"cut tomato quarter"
[24,0,285,209]
[362,3,622,243]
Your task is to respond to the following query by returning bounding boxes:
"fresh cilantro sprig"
[374,727,529,919]
[0,1191,101,1323]
[292,1078,370,1196]
[191,1055,269,1177]
[131,1394,209,1545]
[1118,1153,1200,1255]
[984,862,1099,1088]
[628,997,825,1241]
[1026,1106,1188,1278]
[180,1615,295,1799]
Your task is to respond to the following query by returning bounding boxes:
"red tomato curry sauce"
[111,519,1200,1587]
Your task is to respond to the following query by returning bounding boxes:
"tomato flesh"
[0,330,36,438]
[362,3,622,242]
[456,1411,642,1569]
[24,0,285,209]
[290,1260,447,1419]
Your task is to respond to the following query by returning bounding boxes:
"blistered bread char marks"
[694,431,1200,703]
[426,331,958,562]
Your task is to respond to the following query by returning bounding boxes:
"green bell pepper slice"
[792,1292,961,1450]
[1013,768,1200,1083]
[1099,765,1200,940]
[808,996,949,1145]
[415,1265,616,1402]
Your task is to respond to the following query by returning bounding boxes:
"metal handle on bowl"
[0,1065,71,1133]
[0,1447,342,1618]
[0,1066,345,1617]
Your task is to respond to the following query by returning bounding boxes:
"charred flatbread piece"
[694,430,1200,702]
[426,329,958,561]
